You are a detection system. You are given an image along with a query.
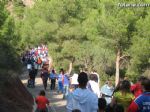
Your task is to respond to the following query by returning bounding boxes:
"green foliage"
[0,0,149,81]
[16,0,149,80]
[127,14,150,79]
[13,0,25,18]
[0,1,21,70]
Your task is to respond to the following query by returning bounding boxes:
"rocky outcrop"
[0,72,33,112]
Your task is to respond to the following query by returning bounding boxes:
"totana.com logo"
[34,0,51,1]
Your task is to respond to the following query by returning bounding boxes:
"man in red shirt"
[128,78,150,112]
[35,90,49,112]
[130,76,147,98]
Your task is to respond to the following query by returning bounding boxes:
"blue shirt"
[66,88,98,112]
[49,73,56,79]
[134,92,150,112]
[101,84,114,104]
[58,74,63,82]
[64,75,69,86]
[101,84,114,96]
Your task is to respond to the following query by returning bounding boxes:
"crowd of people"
[66,73,150,112]
[21,44,50,88]
[21,44,49,71]
[33,70,150,112]
[21,47,150,112]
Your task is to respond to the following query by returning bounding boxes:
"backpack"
[37,57,42,64]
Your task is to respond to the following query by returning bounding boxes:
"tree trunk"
[84,59,88,69]
[115,49,121,87]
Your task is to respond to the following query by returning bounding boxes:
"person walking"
[35,90,49,112]
[66,72,98,112]
[41,68,49,90]
[63,73,70,99]
[57,69,64,94]
[101,80,114,105]
[130,76,147,98]
[128,78,150,112]
[49,69,56,90]
[28,66,37,87]
[110,80,134,112]
[87,74,100,98]
[70,73,79,89]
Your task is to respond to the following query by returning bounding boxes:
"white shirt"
[87,80,100,98]
[71,73,79,85]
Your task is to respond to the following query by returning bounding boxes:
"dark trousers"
[35,108,48,112]
[31,77,35,86]
[42,78,48,90]
[50,79,56,90]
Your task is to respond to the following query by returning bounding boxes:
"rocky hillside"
[0,72,33,112]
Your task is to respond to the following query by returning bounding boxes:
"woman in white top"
[87,74,101,98]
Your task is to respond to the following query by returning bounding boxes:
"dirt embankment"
[0,72,33,112]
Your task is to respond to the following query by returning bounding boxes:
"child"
[35,90,49,112]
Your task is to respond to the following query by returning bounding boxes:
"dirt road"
[20,72,66,112]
